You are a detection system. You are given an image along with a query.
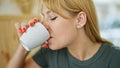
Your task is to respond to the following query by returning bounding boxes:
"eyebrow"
[41,11,52,17]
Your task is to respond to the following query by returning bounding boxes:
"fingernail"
[23,28,26,32]
[41,43,49,48]
[44,45,49,48]
[41,43,46,47]
[19,27,22,32]
[29,22,33,27]
[33,18,39,24]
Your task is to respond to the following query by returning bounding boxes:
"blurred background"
[0,0,120,68]
[94,0,120,46]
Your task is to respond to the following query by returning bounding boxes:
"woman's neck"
[67,30,102,61]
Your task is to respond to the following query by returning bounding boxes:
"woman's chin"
[49,46,58,50]
[49,45,65,51]
[49,45,61,50]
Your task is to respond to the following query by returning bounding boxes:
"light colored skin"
[7,21,41,68]
[42,5,101,61]
[7,5,101,68]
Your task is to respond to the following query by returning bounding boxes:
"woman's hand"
[7,18,41,68]
[15,18,39,38]
[15,18,48,49]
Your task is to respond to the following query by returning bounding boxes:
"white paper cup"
[20,22,50,51]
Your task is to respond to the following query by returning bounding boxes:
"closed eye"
[50,16,57,20]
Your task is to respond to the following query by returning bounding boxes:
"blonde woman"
[7,0,120,68]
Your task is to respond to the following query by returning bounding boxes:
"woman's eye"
[50,16,57,20]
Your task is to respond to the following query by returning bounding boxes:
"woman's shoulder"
[104,43,120,53]
[104,43,120,60]
[108,43,120,55]
[105,43,120,67]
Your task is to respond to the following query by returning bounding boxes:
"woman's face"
[41,5,78,50]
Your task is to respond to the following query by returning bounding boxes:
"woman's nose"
[42,22,49,30]
[42,22,51,35]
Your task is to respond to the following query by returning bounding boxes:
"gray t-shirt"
[32,43,120,68]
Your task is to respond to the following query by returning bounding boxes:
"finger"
[28,20,34,27]
[44,45,49,48]
[41,42,49,48]
[28,18,40,27]
[21,22,27,33]
[33,17,39,24]
[15,23,22,37]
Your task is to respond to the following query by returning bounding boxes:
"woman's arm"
[7,45,41,68]
[7,19,42,68]
[7,45,28,68]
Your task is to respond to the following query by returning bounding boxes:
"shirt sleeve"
[32,48,48,68]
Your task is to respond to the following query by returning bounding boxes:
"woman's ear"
[76,11,87,29]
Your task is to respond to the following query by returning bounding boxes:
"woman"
[7,0,120,68]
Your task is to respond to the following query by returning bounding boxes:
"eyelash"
[50,16,57,21]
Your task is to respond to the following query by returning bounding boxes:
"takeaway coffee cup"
[20,22,50,51]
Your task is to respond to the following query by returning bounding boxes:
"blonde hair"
[41,0,112,44]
